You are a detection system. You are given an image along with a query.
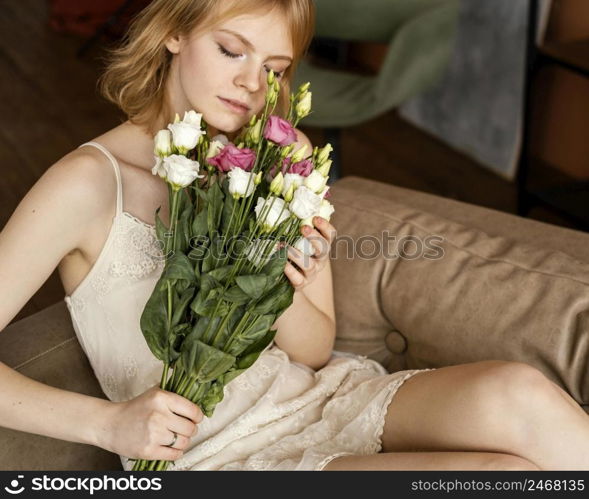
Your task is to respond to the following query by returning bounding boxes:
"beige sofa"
[1,175,588,470]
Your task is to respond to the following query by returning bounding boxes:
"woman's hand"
[283,216,336,291]
[96,385,204,462]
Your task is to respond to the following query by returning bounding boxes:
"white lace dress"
[64,141,435,471]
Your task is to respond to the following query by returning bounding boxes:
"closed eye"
[216,44,284,79]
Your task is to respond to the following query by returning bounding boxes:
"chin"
[206,116,248,136]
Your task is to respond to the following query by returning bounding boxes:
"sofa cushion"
[0,302,121,470]
[329,176,589,408]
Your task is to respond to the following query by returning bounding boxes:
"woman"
[1,0,588,471]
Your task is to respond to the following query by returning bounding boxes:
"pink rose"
[289,159,313,177]
[207,143,256,173]
[263,116,297,146]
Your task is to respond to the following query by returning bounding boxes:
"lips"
[220,97,250,111]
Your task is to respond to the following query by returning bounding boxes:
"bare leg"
[322,451,540,471]
[379,360,589,470]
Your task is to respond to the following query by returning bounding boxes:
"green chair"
[294,0,461,181]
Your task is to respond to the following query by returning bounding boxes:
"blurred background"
[1,0,588,325]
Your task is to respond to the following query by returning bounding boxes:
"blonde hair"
[99,0,315,135]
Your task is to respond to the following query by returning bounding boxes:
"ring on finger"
[166,431,178,448]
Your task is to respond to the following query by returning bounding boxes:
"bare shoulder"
[41,147,117,223]
[0,146,117,330]
[4,146,117,249]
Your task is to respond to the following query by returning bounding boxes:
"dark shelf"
[522,159,589,231]
[539,38,589,77]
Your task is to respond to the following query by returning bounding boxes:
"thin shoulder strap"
[78,141,123,215]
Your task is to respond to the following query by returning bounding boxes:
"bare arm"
[0,361,112,446]
[0,151,203,462]
[272,130,337,370]
[0,151,115,447]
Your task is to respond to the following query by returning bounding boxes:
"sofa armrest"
[0,302,121,470]
[329,176,589,407]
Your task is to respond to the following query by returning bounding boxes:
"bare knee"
[467,361,555,446]
[486,454,541,471]
[478,361,556,406]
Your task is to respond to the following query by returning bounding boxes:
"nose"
[235,61,262,94]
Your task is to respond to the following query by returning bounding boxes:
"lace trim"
[108,213,165,280]
[121,211,156,230]
[372,368,436,453]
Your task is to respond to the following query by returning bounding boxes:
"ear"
[165,34,182,55]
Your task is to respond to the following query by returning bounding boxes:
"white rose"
[154,129,172,157]
[206,137,228,160]
[151,156,166,178]
[182,110,203,128]
[289,185,322,219]
[162,154,204,188]
[317,199,335,221]
[245,238,279,267]
[304,170,328,194]
[254,196,290,231]
[227,167,256,199]
[282,173,304,197]
[167,122,204,153]
[293,236,316,257]
[211,134,229,145]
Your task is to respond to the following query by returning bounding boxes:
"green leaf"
[219,367,248,386]
[180,338,235,382]
[199,381,225,417]
[190,287,229,317]
[260,247,289,280]
[208,264,234,285]
[224,314,276,357]
[159,253,196,289]
[224,285,251,305]
[176,194,193,255]
[236,327,277,368]
[199,273,220,294]
[172,286,195,327]
[139,281,169,362]
[202,232,224,273]
[221,178,236,236]
[235,274,269,299]
[212,304,244,349]
[192,208,208,238]
[189,316,221,343]
[251,280,294,315]
[192,184,209,204]
[169,323,190,363]
[207,181,224,236]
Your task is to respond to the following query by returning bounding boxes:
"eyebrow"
[217,28,293,62]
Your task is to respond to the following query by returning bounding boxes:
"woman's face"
[165,8,294,140]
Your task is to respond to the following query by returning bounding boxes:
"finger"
[161,430,190,450]
[287,245,316,274]
[301,226,330,259]
[166,392,204,425]
[152,446,184,462]
[284,262,305,288]
[168,413,198,439]
[313,216,337,244]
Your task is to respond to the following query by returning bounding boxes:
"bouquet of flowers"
[130,71,335,471]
